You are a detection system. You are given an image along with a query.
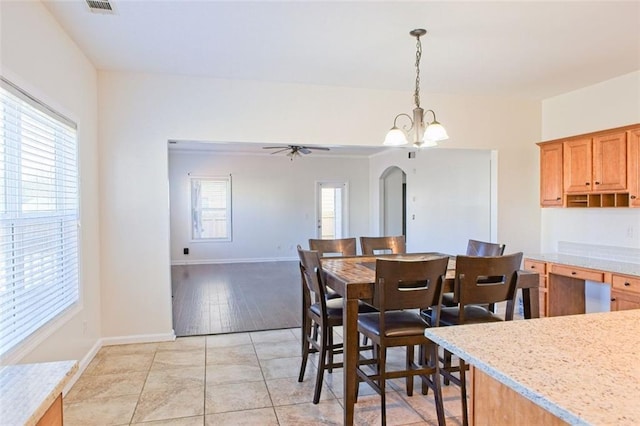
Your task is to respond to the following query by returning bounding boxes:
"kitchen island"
[425,309,640,425]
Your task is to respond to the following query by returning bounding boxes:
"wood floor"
[171,261,301,336]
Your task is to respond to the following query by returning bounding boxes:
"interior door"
[316,181,348,238]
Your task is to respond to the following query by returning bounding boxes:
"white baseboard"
[62,330,176,395]
[101,330,176,347]
[171,257,298,265]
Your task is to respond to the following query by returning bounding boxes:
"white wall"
[541,71,640,252]
[0,1,102,364]
[169,150,371,262]
[99,70,540,340]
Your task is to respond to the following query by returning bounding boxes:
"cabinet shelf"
[566,192,629,208]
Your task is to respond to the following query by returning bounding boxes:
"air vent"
[86,0,116,14]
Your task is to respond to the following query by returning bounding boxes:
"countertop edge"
[524,253,640,277]
[425,330,588,426]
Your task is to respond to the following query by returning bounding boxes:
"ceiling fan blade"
[269,148,290,154]
[263,146,286,150]
[305,146,330,151]
[299,148,311,154]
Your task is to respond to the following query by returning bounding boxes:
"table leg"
[343,296,359,426]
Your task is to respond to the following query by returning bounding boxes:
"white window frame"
[0,77,80,359]
[190,175,232,242]
[315,180,349,239]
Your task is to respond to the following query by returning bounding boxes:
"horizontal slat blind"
[0,79,79,357]
[191,177,231,240]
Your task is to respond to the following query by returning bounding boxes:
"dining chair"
[309,237,357,257]
[355,256,449,426]
[428,252,523,426]
[359,235,406,255]
[297,246,376,404]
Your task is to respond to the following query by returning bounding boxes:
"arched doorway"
[380,166,406,237]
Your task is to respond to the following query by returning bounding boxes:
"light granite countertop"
[525,253,640,277]
[425,309,640,425]
[0,360,78,425]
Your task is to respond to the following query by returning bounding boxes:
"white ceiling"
[41,0,640,155]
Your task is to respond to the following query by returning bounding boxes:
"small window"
[191,176,231,241]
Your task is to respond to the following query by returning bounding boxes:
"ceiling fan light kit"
[383,29,449,149]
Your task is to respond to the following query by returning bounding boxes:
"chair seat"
[325,287,342,300]
[310,298,377,320]
[358,311,429,338]
[437,305,504,326]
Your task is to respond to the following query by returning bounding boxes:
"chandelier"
[383,29,448,148]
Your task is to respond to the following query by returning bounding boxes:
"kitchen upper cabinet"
[564,131,627,193]
[563,137,593,193]
[538,124,639,208]
[628,127,640,207]
[539,142,563,206]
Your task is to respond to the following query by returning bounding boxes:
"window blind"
[191,177,231,241]
[0,78,79,357]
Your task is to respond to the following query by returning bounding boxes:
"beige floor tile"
[259,356,302,380]
[275,399,344,426]
[65,371,147,402]
[97,342,159,357]
[253,340,299,360]
[266,376,336,406]
[321,368,381,399]
[156,336,206,352]
[400,381,465,420]
[83,352,155,376]
[151,349,205,369]
[130,415,204,425]
[206,332,252,348]
[205,407,278,425]
[205,363,264,385]
[351,391,425,426]
[205,380,271,413]
[249,328,297,343]
[132,386,204,423]
[63,394,139,426]
[206,344,257,366]
[143,366,205,392]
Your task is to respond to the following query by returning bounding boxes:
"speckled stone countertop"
[525,253,640,277]
[0,360,78,425]
[425,310,640,425]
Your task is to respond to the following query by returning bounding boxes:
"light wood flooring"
[171,261,301,337]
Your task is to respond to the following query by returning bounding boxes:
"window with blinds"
[0,78,79,357]
[191,176,232,241]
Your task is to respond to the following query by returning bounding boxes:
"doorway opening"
[379,166,406,237]
[316,181,349,238]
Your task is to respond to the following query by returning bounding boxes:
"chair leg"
[298,316,313,382]
[430,344,446,426]
[327,328,334,373]
[313,324,328,404]
[459,358,469,426]
[379,346,387,426]
[443,349,452,385]
[406,344,414,397]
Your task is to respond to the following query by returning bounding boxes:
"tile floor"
[64,327,464,425]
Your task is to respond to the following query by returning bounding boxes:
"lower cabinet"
[611,274,640,311]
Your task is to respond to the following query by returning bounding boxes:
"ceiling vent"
[86,0,116,14]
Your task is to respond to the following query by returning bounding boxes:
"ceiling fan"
[263,145,330,159]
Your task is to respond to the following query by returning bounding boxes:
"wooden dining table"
[321,252,540,426]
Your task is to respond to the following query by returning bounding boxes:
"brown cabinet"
[538,124,640,208]
[523,259,547,317]
[539,142,563,207]
[628,127,640,207]
[564,131,627,193]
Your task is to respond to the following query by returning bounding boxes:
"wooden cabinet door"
[611,289,640,311]
[592,131,627,191]
[539,142,563,206]
[563,138,592,193]
[628,127,640,207]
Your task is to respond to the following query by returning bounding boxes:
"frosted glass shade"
[383,127,409,146]
[423,122,449,142]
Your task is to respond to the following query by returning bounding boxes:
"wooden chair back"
[373,257,448,312]
[360,235,406,256]
[451,252,523,321]
[466,239,506,256]
[297,246,328,307]
[309,238,357,257]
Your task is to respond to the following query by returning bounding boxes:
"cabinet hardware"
[595,181,600,185]
[625,282,631,286]
[611,298,616,302]
[571,272,577,275]
[556,197,561,201]
[632,195,637,199]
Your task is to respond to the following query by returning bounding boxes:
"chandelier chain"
[414,35,422,108]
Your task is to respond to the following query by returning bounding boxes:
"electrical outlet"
[183,248,189,255]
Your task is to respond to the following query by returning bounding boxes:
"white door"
[316,181,348,239]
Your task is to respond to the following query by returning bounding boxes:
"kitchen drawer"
[612,274,640,294]
[549,264,606,282]
[524,259,546,274]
